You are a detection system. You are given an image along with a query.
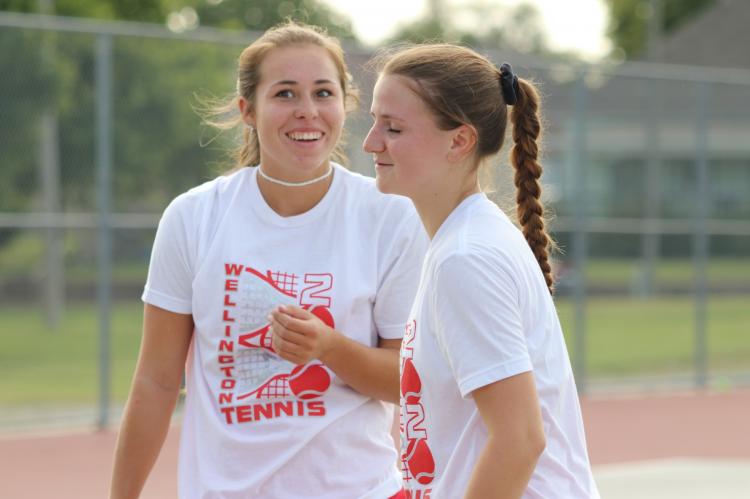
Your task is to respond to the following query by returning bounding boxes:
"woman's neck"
[412,176,480,239]
[256,166,334,217]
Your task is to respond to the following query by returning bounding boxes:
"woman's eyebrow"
[370,111,405,121]
[271,79,336,86]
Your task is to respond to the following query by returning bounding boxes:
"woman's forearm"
[109,375,182,499]
[463,432,545,499]
[320,333,400,403]
[464,373,547,499]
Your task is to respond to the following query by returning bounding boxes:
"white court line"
[594,458,750,499]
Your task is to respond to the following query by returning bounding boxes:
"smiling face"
[363,75,458,199]
[240,44,346,180]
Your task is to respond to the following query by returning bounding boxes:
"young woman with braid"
[364,44,599,498]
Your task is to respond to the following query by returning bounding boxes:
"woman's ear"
[238,97,256,128]
[447,124,478,163]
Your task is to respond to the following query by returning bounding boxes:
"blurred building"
[653,0,749,69]
[532,0,750,259]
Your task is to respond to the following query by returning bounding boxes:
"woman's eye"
[317,89,334,98]
[275,89,294,98]
[387,126,401,134]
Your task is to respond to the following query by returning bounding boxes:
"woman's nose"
[363,126,383,153]
[294,96,317,119]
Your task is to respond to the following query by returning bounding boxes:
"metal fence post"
[570,72,589,393]
[38,0,64,330]
[95,33,113,429]
[693,81,710,389]
[639,79,662,297]
[40,112,64,329]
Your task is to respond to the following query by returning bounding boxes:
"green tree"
[194,0,356,39]
[0,0,358,286]
[0,0,358,213]
[0,29,58,213]
[387,16,449,44]
[0,0,357,37]
[387,1,551,56]
[0,0,169,21]
[458,2,548,55]
[606,0,717,59]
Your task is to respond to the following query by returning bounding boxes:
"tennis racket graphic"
[233,266,333,401]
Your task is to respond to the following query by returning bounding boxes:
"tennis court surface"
[1,388,748,498]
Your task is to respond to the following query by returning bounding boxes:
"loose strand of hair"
[192,92,250,172]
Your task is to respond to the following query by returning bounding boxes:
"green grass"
[556,296,750,376]
[0,302,144,405]
[582,258,750,288]
[0,297,748,406]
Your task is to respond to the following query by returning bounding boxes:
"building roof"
[654,0,750,69]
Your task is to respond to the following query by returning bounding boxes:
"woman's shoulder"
[335,164,378,195]
[466,198,529,251]
[335,164,416,215]
[432,210,521,277]
[184,167,248,199]
[166,168,250,214]
[428,244,520,305]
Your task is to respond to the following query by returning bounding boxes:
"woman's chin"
[374,175,395,194]
[375,177,410,199]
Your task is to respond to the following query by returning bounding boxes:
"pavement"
[595,458,750,499]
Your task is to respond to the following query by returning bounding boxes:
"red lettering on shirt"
[225,263,244,276]
[400,320,436,492]
[300,274,333,307]
[220,401,328,424]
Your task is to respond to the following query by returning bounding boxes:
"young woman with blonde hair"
[110,23,425,499]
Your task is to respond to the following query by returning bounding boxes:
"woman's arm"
[269,305,401,403]
[463,371,546,499]
[109,304,194,499]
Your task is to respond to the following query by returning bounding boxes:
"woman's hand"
[269,304,400,402]
[269,305,339,365]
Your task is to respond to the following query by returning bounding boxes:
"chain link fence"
[1,12,748,431]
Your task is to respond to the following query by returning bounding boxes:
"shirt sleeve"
[141,194,196,314]
[432,250,532,398]
[373,208,429,340]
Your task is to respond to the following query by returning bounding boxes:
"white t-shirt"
[142,163,427,499]
[399,193,599,499]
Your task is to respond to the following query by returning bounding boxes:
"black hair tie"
[499,62,519,105]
